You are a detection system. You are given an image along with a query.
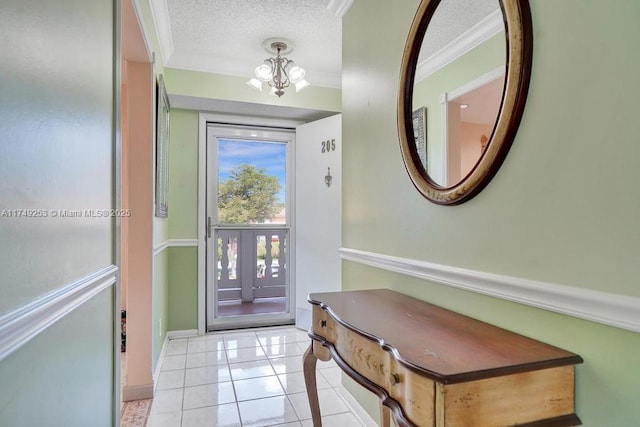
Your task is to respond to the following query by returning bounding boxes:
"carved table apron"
[303,289,582,427]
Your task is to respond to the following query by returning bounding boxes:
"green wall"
[168,247,199,330]
[164,108,199,333]
[0,0,116,424]
[0,0,114,314]
[342,0,640,425]
[164,68,341,112]
[0,290,115,426]
[169,109,199,239]
[166,109,200,331]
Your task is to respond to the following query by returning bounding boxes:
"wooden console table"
[303,289,582,427]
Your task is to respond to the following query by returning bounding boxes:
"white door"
[294,114,342,330]
[206,123,295,330]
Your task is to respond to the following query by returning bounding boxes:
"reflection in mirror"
[412,0,505,187]
[442,70,504,186]
[398,0,532,205]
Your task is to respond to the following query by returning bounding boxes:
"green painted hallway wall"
[168,247,198,330]
[341,0,640,425]
[157,2,640,424]
[167,109,200,331]
[0,0,117,424]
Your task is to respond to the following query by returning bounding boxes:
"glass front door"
[206,124,294,330]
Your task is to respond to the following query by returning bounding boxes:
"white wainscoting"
[339,248,640,334]
[0,265,118,362]
[153,238,198,256]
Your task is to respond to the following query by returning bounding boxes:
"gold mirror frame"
[398,0,533,205]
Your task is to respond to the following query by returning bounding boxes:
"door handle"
[207,216,213,239]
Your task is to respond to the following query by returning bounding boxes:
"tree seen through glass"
[217,139,286,225]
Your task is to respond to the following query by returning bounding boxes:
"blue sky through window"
[217,138,287,204]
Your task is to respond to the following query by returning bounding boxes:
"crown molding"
[148,0,342,88]
[148,0,174,66]
[416,9,503,82]
[327,0,355,18]
[339,248,640,334]
[131,0,152,61]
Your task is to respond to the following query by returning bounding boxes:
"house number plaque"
[321,138,336,153]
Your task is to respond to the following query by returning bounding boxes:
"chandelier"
[247,39,310,97]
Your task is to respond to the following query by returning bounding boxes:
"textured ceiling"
[162,0,343,88]
[153,0,500,92]
[421,0,501,59]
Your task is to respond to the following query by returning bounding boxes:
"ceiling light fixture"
[247,38,310,97]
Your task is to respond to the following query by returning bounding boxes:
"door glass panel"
[208,131,291,326]
[217,139,287,225]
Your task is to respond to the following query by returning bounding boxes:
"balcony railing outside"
[216,228,288,303]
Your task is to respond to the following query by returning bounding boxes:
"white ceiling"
[147,0,501,119]
[150,0,348,89]
[421,0,500,59]
[150,0,500,91]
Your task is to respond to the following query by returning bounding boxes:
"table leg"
[303,342,322,427]
[380,402,391,427]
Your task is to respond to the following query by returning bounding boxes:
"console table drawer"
[312,304,436,425]
[436,365,576,426]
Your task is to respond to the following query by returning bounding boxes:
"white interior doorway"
[439,67,505,186]
[196,112,342,334]
[120,0,154,403]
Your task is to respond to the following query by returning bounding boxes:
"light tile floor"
[146,325,367,427]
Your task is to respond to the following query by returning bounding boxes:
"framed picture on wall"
[412,106,427,170]
[155,74,170,218]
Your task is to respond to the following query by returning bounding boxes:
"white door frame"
[197,113,303,334]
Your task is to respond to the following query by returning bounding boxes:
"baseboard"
[337,385,378,427]
[152,332,170,393]
[295,307,311,331]
[122,384,153,402]
[150,330,198,393]
[167,329,198,338]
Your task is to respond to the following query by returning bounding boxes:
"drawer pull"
[321,320,327,328]
[390,373,401,386]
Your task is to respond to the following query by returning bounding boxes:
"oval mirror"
[398,0,532,205]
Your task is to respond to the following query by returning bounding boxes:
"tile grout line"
[141,326,360,426]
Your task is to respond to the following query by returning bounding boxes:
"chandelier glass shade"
[247,41,310,97]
